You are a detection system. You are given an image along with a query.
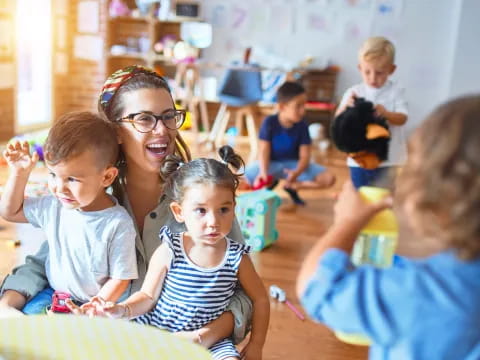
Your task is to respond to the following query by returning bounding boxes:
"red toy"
[51,291,72,313]
[252,175,275,190]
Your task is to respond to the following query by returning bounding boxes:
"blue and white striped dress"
[135,226,250,360]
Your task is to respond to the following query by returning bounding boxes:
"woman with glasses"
[0,66,252,348]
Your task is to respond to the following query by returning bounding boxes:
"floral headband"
[99,65,167,112]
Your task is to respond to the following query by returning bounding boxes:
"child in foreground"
[298,95,480,359]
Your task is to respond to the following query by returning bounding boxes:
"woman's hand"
[174,330,201,345]
[240,340,263,360]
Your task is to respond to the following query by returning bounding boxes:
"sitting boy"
[0,111,138,314]
[244,81,335,205]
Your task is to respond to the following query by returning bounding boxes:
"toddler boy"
[335,36,408,188]
[0,111,138,314]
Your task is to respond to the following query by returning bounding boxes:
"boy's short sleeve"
[300,248,418,344]
[299,120,312,145]
[107,212,138,280]
[258,115,274,141]
[393,86,408,116]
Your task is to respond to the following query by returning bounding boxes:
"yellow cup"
[335,186,398,345]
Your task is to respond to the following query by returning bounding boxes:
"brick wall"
[0,89,15,141]
[52,0,107,119]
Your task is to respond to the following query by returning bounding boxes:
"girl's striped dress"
[134,226,250,360]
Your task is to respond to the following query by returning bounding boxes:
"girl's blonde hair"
[358,36,395,64]
[396,95,480,260]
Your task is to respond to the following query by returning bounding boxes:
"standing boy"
[245,81,335,206]
[0,112,138,314]
[335,36,408,188]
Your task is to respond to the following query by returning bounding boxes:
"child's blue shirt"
[301,248,480,359]
[259,114,311,161]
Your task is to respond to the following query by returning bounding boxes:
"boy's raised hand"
[3,141,39,174]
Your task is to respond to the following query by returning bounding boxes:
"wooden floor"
[0,134,369,359]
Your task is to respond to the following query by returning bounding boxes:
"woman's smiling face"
[117,88,177,174]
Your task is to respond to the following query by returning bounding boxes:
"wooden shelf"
[107,53,144,59]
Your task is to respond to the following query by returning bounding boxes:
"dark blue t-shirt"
[259,114,311,161]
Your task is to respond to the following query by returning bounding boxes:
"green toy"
[235,189,282,251]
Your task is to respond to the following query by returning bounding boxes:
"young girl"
[297,95,480,359]
[93,145,270,360]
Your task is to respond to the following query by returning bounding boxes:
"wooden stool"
[206,103,259,164]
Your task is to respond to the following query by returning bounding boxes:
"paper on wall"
[0,63,15,88]
[74,35,103,61]
[77,0,100,33]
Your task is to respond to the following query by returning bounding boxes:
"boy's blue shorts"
[22,287,54,314]
[244,160,326,185]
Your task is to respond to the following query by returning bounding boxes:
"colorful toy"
[269,285,305,321]
[235,189,281,251]
[251,174,276,191]
[50,291,72,314]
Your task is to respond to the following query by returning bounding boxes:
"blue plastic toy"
[235,189,282,251]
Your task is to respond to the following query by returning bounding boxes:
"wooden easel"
[173,62,210,140]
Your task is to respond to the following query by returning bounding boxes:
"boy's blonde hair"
[358,36,395,64]
[396,95,480,260]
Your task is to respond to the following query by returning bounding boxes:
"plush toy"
[331,98,390,169]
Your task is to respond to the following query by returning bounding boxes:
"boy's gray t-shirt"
[23,195,138,303]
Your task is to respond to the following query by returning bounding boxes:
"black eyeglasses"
[116,110,186,132]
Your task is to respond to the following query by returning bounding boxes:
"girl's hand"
[66,296,114,317]
[240,341,263,360]
[3,141,39,174]
[333,181,392,231]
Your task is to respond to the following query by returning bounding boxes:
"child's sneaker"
[267,178,279,190]
[284,187,306,206]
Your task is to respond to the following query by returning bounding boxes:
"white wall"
[197,0,479,135]
[448,0,480,98]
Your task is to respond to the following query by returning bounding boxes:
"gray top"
[1,184,252,343]
[23,195,138,303]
